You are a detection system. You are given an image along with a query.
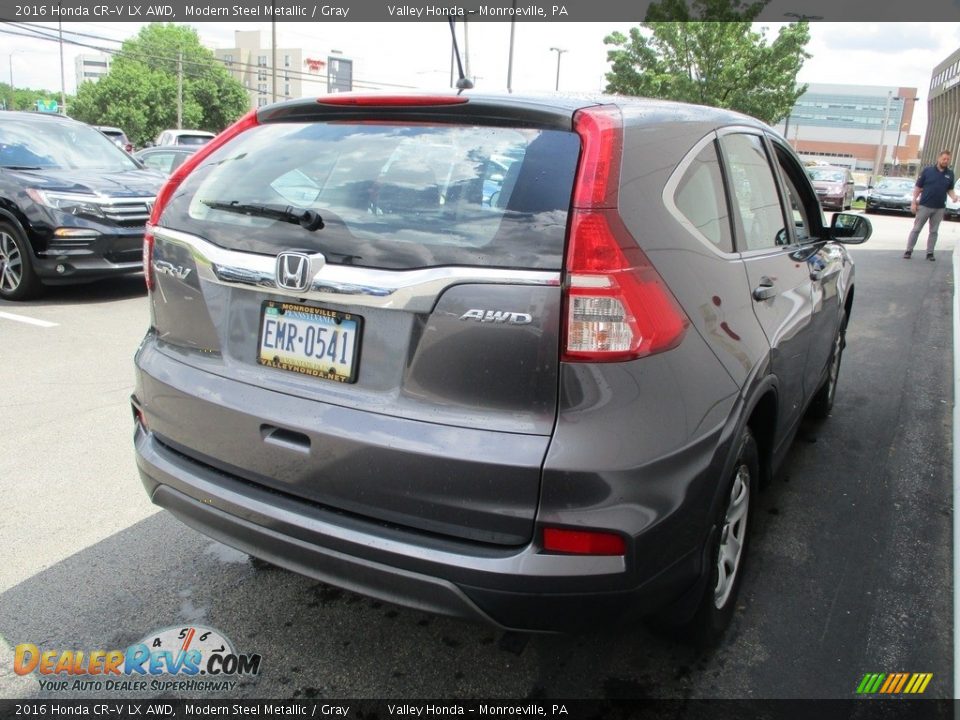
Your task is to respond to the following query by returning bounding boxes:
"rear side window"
[673,140,733,253]
[720,133,788,251]
[163,122,580,271]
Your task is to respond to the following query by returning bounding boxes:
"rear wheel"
[675,427,758,647]
[0,221,42,301]
[809,309,848,419]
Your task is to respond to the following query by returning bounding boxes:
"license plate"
[258,300,361,383]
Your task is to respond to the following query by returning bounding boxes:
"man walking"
[904,150,958,261]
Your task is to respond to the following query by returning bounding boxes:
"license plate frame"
[257,300,362,384]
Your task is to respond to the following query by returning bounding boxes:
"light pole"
[7,50,32,111]
[7,53,15,111]
[894,95,918,176]
[872,90,893,186]
[549,47,567,92]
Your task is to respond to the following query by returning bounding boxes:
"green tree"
[70,23,248,147]
[604,21,811,125]
[0,83,73,113]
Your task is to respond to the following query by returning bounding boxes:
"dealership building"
[921,48,960,168]
[772,83,921,179]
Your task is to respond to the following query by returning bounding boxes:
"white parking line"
[0,311,58,328]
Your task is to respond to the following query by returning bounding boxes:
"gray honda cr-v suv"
[132,93,870,641]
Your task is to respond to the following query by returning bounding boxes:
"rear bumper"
[132,338,722,632]
[134,424,699,632]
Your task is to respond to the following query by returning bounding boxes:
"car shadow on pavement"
[0,511,722,702]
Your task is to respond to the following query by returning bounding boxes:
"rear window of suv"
[175,134,213,146]
[162,121,581,271]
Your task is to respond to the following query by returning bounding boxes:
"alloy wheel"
[0,231,23,294]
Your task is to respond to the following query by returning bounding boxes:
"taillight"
[144,109,259,292]
[542,527,626,556]
[562,105,688,362]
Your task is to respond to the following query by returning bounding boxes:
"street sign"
[36,99,58,113]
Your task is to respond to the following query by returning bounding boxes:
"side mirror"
[830,212,871,244]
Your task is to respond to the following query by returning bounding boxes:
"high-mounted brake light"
[542,527,626,556]
[316,95,469,107]
[562,105,689,362]
[144,109,259,291]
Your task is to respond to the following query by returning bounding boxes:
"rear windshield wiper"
[1,165,44,170]
[201,200,324,231]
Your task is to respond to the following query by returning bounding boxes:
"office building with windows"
[922,48,960,168]
[215,31,355,110]
[772,83,920,178]
[75,54,112,86]
[215,31,305,109]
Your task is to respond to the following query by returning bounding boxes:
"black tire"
[809,308,848,419]
[675,427,759,648]
[0,221,42,301]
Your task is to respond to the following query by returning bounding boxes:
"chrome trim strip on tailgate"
[150,226,562,312]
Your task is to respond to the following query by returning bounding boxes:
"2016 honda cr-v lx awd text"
[131,93,870,642]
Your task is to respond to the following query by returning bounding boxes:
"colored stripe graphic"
[856,673,932,694]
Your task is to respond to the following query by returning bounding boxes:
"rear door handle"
[752,277,777,302]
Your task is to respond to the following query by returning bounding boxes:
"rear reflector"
[542,528,626,556]
[562,105,688,362]
[316,95,469,107]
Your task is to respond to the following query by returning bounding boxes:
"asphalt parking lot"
[0,212,954,700]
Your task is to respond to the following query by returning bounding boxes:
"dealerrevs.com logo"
[14,625,261,693]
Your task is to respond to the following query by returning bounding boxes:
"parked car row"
[93,125,215,155]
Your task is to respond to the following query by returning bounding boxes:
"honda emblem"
[276,252,316,292]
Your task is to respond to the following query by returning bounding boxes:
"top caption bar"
[1,0,959,21]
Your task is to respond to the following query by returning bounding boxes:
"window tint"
[673,140,733,253]
[720,133,788,251]
[164,122,580,271]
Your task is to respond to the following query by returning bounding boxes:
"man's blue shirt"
[916,165,956,209]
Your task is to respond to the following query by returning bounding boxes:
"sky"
[3,21,959,144]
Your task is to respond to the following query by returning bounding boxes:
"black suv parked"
[0,112,164,300]
[132,94,870,641]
